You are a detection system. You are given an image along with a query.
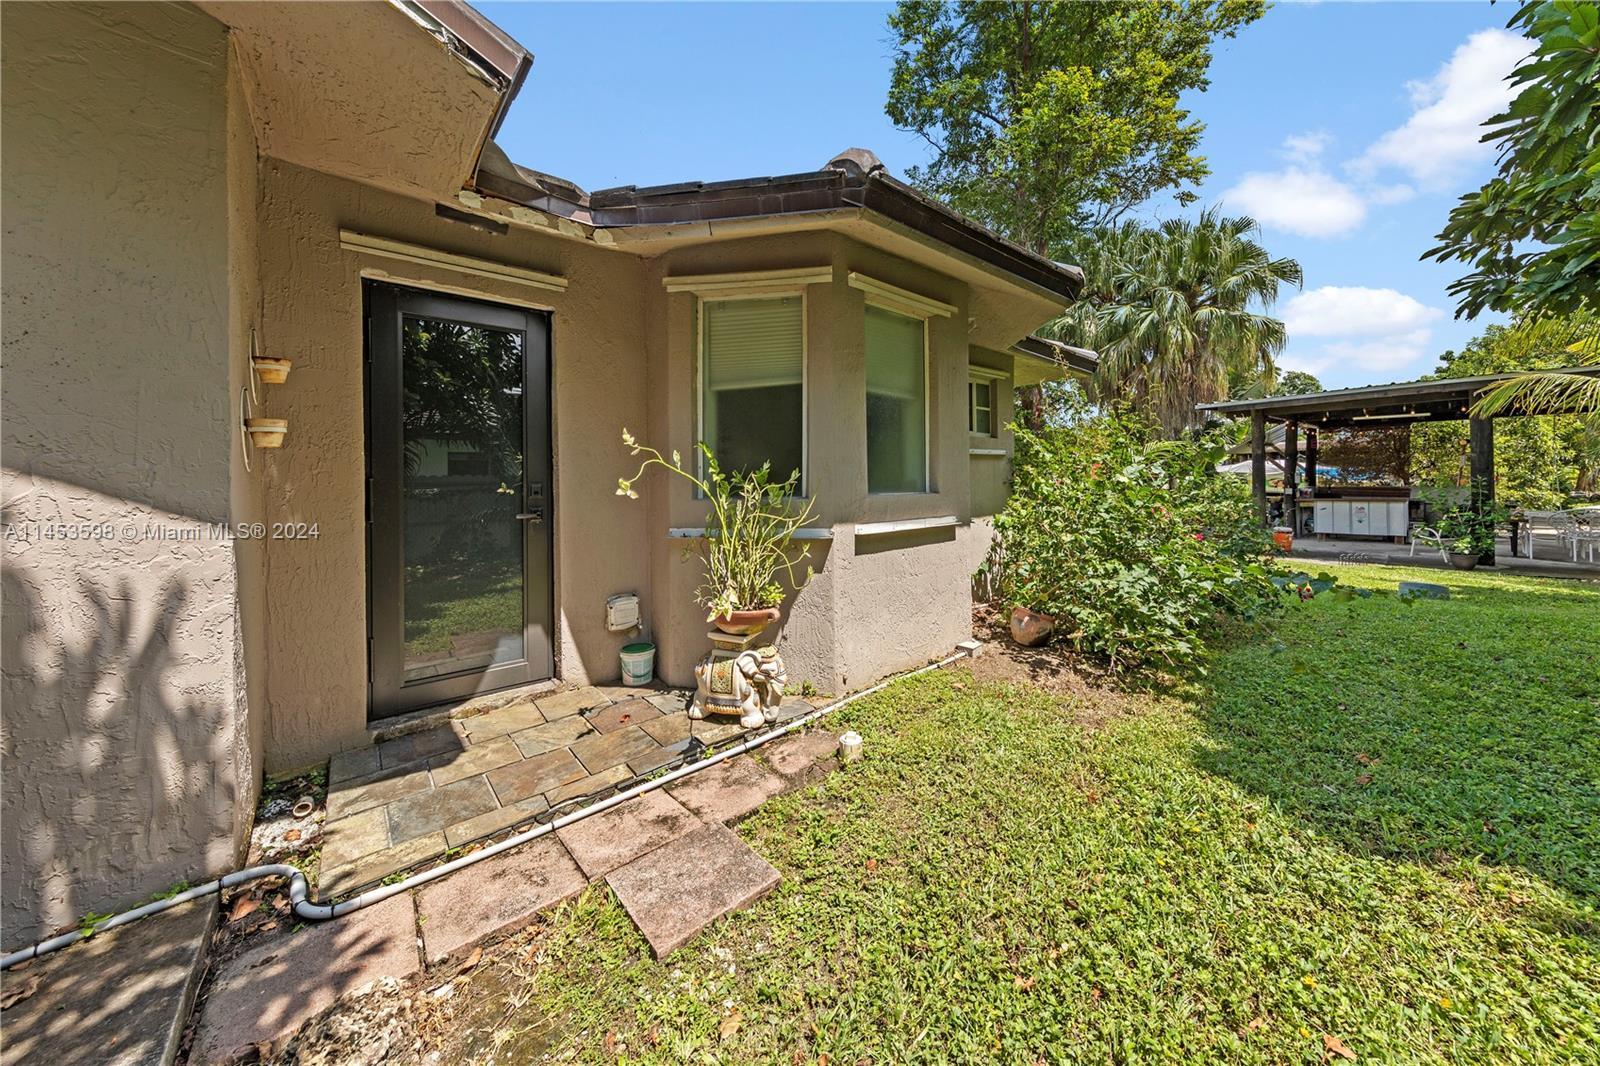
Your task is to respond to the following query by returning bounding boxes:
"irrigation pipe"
[1,647,970,971]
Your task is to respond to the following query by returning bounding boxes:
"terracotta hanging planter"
[1009,606,1054,647]
[711,607,780,635]
[252,356,293,385]
[245,417,288,449]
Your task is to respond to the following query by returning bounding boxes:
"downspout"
[1,648,971,971]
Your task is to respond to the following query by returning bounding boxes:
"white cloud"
[1222,157,1367,238]
[1353,29,1528,185]
[1280,287,1445,378]
[1281,130,1333,162]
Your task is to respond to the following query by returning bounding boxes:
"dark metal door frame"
[364,281,554,720]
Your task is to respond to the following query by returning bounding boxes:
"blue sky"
[482,1,1525,390]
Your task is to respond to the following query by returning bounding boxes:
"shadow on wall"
[1,565,241,947]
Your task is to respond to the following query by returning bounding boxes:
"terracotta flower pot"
[245,417,288,449]
[1009,606,1054,647]
[252,356,293,385]
[712,607,780,635]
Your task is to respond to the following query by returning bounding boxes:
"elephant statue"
[690,646,787,729]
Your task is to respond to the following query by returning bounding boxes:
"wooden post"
[1251,409,1268,527]
[1469,415,1495,566]
[1305,427,1318,493]
[1283,420,1299,532]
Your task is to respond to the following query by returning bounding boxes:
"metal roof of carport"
[1196,366,1600,428]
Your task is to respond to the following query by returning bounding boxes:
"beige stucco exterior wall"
[642,233,1001,693]
[1,2,259,944]
[254,161,654,771]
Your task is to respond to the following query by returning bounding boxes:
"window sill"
[668,527,834,540]
[854,515,959,537]
[968,447,1007,457]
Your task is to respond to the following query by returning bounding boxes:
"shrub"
[991,407,1276,670]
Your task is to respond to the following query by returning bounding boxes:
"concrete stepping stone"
[416,837,587,965]
[191,894,419,1065]
[586,697,661,734]
[668,756,787,824]
[606,822,781,958]
[0,897,213,1066]
[556,790,702,880]
[761,729,839,782]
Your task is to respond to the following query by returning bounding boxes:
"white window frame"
[695,291,809,497]
[863,302,932,495]
[968,365,1006,438]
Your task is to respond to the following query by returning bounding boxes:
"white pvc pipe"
[0,649,968,971]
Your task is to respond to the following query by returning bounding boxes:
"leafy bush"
[991,407,1277,669]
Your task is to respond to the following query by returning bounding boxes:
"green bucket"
[620,642,655,686]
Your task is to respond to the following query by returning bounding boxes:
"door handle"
[516,509,544,524]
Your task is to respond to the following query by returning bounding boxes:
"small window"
[701,296,805,487]
[969,379,994,436]
[865,305,927,493]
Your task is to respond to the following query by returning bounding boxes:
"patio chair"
[1518,510,1561,557]
[1549,510,1600,563]
[1408,525,1450,563]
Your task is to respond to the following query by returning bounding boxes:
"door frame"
[364,281,554,720]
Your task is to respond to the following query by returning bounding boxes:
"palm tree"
[1469,320,1600,418]
[1053,210,1301,436]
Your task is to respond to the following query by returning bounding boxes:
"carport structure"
[1198,366,1600,564]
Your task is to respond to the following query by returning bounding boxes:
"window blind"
[704,297,803,391]
[865,305,924,399]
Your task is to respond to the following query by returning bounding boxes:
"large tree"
[886,0,1264,253]
[1052,210,1301,436]
[1424,1,1597,321]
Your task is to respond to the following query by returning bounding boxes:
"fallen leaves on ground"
[228,895,259,922]
[720,1010,743,1039]
[1323,1033,1356,1060]
[0,974,42,1009]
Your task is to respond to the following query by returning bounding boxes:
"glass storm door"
[365,283,553,719]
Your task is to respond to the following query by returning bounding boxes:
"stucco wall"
[1,2,257,944]
[644,233,987,693]
[255,161,653,771]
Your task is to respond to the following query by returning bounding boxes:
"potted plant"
[1429,495,1506,570]
[616,429,816,634]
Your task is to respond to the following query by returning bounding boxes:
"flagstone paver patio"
[186,699,847,1062]
[317,683,769,898]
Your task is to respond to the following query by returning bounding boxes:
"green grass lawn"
[434,564,1599,1064]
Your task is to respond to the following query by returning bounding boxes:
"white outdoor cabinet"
[1313,499,1409,537]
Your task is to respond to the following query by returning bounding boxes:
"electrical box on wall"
[605,593,640,632]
